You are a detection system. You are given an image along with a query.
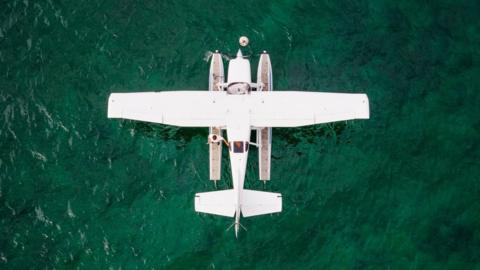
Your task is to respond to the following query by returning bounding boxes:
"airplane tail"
[195,190,236,217]
[194,189,282,218]
[241,189,282,217]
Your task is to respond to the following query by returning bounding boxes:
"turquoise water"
[1,0,480,269]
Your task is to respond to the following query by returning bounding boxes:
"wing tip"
[107,93,121,118]
[359,94,370,119]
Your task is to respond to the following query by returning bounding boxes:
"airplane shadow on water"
[120,120,208,147]
[122,120,349,147]
[274,121,349,146]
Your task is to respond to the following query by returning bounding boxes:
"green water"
[1,0,480,269]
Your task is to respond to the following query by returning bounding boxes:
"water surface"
[1,0,480,269]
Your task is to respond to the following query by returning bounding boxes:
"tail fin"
[195,190,235,217]
[241,190,282,217]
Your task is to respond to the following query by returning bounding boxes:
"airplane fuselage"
[225,50,253,237]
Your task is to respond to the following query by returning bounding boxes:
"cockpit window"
[227,82,250,95]
[229,141,249,153]
[233,141,244,153]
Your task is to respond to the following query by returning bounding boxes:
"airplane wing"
[108,91,226,127]
[108,90,369,128]
[249,91,369,127]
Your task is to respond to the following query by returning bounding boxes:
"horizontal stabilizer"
[195,190,235,217]
[241,190,282,217]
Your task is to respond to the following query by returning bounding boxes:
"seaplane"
[107,37,370,237]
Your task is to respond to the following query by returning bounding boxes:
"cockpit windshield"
[233,141,244,153]
[227,82,250,95]
[230,141,249,153]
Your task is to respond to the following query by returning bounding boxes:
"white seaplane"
[108,37,369,237]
